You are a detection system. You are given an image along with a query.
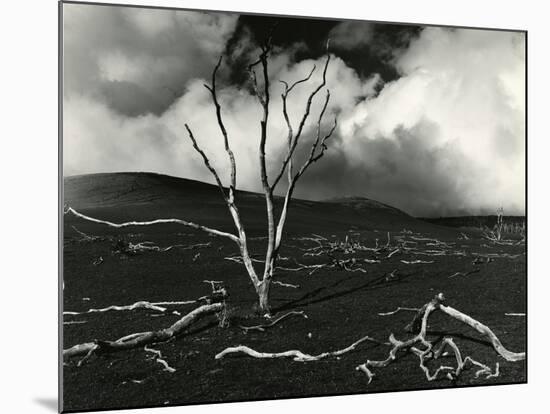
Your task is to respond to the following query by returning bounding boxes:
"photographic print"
[60,1,526,412]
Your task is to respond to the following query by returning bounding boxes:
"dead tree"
[65,40,337,315]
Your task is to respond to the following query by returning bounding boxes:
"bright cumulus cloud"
[337,27,525,216]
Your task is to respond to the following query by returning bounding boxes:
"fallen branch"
[400,260,434,265]
[278,256,369,275]
[181,242,212,250]
[272,280,300,289]
[144,345,176,373]
[378,307,420,316]
[71,226,103,242]
[64,300,225,363]
[63,320,88,325]
[239,311,307,333]
[433,337,499,380]
[387,248,400,258]
[448,268,481,278]
[472,252,524,260]
[277,262,329,275]
[224,255,264,264]
[356,293,524,384]
[64,299,199,316]
[65,207,240,244]
[216,334,378,361]
[437,302,525,362]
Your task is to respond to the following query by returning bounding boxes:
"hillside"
[64,172,440,235]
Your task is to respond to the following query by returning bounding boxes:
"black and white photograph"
[60,1,526,412]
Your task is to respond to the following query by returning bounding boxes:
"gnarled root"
[357,293,524,384]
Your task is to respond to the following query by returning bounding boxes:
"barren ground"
[62,173,526,412]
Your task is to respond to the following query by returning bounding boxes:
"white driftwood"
[356,293,524,384]
[437,303,525,362]
[433,337,499,380]
[63,300,197,316]
[65,207,240,244]
[64,302,224,363]
[216,334,377,361]
[144,345,176,373]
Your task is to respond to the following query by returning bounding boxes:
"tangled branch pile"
[216,293,525,385]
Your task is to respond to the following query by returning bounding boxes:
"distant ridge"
[325,196,409,216]
[63,172,437,233]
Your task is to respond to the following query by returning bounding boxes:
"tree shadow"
[273,270,418,313]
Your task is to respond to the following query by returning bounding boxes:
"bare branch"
[279,65,316,95]
[270,66,317,191]
[271,55,331,192]
[65,207,240,245]
[184,124,228,201]
[248,65,266,107]
[248,43,278,283]
[203,55,237,199]
[215,334,378,361]
[185,122,254,276]
[271,65,336,257]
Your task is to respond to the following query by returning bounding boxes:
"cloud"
[62,3,239,116]
[329,21,375,50]
[64,50,380,192]
[63,7,525,217]
[333,27,526,215]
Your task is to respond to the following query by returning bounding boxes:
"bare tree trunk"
[257,278,271,314]
[65,41,337,316]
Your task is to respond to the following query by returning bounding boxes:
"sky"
[62,2,526,217]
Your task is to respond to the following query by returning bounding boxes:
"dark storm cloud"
[63,3,239,116]
[291,122,490,217]
[63,5,525,217]
[329,21,375,50]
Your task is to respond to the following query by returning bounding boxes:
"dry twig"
[239,311,308,333]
